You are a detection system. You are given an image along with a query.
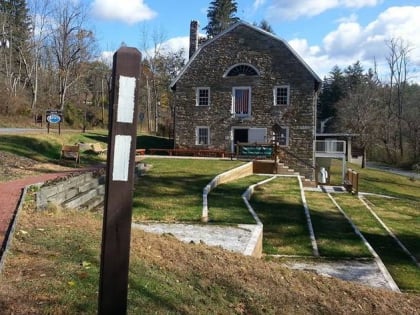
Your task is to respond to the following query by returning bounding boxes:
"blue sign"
[47,113,61,124]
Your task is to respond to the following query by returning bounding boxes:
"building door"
[232,128,267,152]
[234,128,248,144]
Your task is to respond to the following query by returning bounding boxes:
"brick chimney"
[189,20,199,59]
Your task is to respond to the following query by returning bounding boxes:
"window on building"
[232,87,251,117]
[196,87,210,106]
[274,85,290,106]
[225,64,259,77]
[272,124,289,146]
[196,126,210,145]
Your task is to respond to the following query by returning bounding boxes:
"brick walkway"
[0,170,87,258]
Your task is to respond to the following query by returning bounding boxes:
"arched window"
[224,64,259,77]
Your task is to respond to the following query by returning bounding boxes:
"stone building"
[170,20,321,179]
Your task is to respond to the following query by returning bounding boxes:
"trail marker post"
[98,47,141,314]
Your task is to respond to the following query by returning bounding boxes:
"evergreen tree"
[344,61,366,91]
[203,0,239,38]
[317,66,346,131]
[0,0,30,58]
[254,19,275,34]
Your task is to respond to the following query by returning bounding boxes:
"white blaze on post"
[113,75,136,181]
[112,135,132,181]
[117,76,136,123]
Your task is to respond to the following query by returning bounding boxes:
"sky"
[85,0,420,83]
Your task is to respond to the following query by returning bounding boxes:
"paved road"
[0,128,46,134]
[366,162,420,180]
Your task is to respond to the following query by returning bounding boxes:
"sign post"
[98,47,141,314]
[46,110,62,134]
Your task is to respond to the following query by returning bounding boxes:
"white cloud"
[99,51,114,67]
[253,0,266,10]
[159,36,189,55]
[91,0,157,24]
[267,0,381,20]
[335,13,358,23]
[288,6,420,82]
[323,22,363,57]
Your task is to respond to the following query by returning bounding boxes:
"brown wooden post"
[98,47,141,315]
[353,170,359,195]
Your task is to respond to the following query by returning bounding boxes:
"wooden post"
[98,47,141,315]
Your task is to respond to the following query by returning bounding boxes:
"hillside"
[0,146,419,314]
[0,202,419,314]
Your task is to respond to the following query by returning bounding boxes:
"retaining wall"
[36,171,105,211]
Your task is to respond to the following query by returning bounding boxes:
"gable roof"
[170,20,322,90]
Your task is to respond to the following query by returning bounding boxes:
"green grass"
[132,158,244,222]
[250,177,313,256]
[0,131,109,164]
[362,196,420,262]
[332,194,420,293]
[2,133,420,294]
[207,175,269,224]
[305,191,371,258]
[329,159,420,200]
[0,131,175,166]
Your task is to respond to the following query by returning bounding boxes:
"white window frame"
[273,85,290,106]
[195,126,210,145]
[232,86,251,117]
[196,87,210,106]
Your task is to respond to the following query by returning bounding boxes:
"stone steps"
[252,160,316,187]
[63,184,105,210]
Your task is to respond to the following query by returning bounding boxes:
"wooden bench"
[60,145,80,164]
[91,143,107,155]
[344,169,359,194]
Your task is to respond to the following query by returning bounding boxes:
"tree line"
[319,39,420,168]
[0,0,244,131]
[1,0,418,167]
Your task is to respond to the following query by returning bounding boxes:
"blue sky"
[85,0,420,82]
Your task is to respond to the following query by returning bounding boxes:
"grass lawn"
[207,175,269,224]
[250,177,314,256]
[332,194,420,293]
[362,196,420,262]
[2,193,419,314]
[305,191,371,258]
[329,159,420,200]
[132,158,244,222]
[1,133,420,297]
[0,131,109,165]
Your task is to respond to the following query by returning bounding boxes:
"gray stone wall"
[36,171,105,211]
[173,24,319,179]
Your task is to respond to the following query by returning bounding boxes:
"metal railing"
[315,140,345,154]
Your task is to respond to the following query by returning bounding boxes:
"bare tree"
[335,77,381,167]
[385,38,412,159]
[49,0,95,110]
[21,0,51,111]
[139,24,167,134]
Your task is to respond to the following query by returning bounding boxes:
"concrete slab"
[133,223,259,255]
[283,260,396,291]
[133,222,398,291]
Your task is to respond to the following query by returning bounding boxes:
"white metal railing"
[315,140,345,154]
